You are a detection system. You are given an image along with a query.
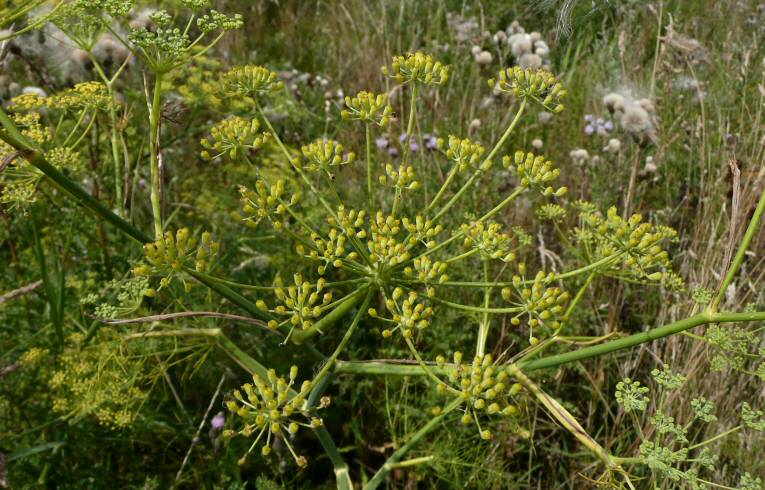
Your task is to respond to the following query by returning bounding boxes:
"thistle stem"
[711,177,765,310]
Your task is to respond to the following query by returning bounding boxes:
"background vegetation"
[2,0,765,488]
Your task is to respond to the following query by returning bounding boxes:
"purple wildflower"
[211,413,225,429]
[423,133,438,150]
[585,125,595,136]
[388,146,399,158]
[399,132,408,144]
[410,141,420,152]
[375,136,389,149]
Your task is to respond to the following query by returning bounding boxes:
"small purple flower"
[584,124,595,136]
[423,133,438,150]
[388,146,399,158]
[604,120,614,132]
[376,136,389,149]
[211,413,225,429]
[399,132,408,144]
[409,141,420,152]
[584,114,594,123]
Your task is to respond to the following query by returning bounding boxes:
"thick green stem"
[298,289,373,398]
[521,310,765,371]
[334,360,443,376]
[364,397,462,490]
[712,180,765,309]
[291,287,369,344]
[147,74,164,239]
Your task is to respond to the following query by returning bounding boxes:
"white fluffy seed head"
[519,53,542,69]
[475,50,493,65]
[603,92,626,114]
[621,104,651,134]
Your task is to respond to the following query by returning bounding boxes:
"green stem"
[363,397,462,490]
[401,83,418,167]
[291,287,370,344]
[334,360,443,376]
[298,289,373,399]
[521,310,765,371]
[687,425,741,450]
[426,165,458,212]
[712,179,765,309]
[147,73,164,239]
[476,259,491,357]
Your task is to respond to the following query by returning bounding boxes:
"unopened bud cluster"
[201,116,269,161]
[574,205,683,289]
[257,274,333,332]
[506,151,567,196]
[380,163,420,191]
[302,139,356,173]
[461,221,517,262]
[373,287,433,338]
[404,256,449,289]
[224,365,326,468]
[306,228,358,275]
[488,67,565,112]
[402,215,444,248]
[381,52,449,85]
[439,135,487,172]
[501,266,569,343]
[239,181,298,230]
[367,212,410,267]
[435,353,524,440]
[133,229,219,289]
[341,91,393,127]
[224,65,285,98]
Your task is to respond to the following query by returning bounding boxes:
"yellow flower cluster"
[239,180,298,230]
[506,151,567,196]
[224,365,326,467]
[440,135,487,172]
[488,67,565,112]
[381,52,449,85]
[49,331,148,429]
[461,221,517,262]
[501,266,569,343]
[201,116,269,161]
[341,91,393,127]
[224,65,284,98]
[435,353,524,440]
